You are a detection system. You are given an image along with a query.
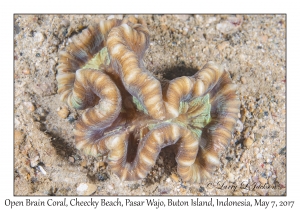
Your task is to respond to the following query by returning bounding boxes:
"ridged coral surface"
[56,17,240,182]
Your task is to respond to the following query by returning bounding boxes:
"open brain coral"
[56,17,240,182]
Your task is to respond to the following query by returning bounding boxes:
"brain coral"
[56,17,241,182]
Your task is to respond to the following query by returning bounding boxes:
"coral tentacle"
[107,23,166,120]
[104,123,199,181]
[73,69,121,156]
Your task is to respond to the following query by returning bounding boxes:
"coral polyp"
[56,17,240,182]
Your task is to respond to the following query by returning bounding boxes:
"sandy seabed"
[14,14,286,196]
